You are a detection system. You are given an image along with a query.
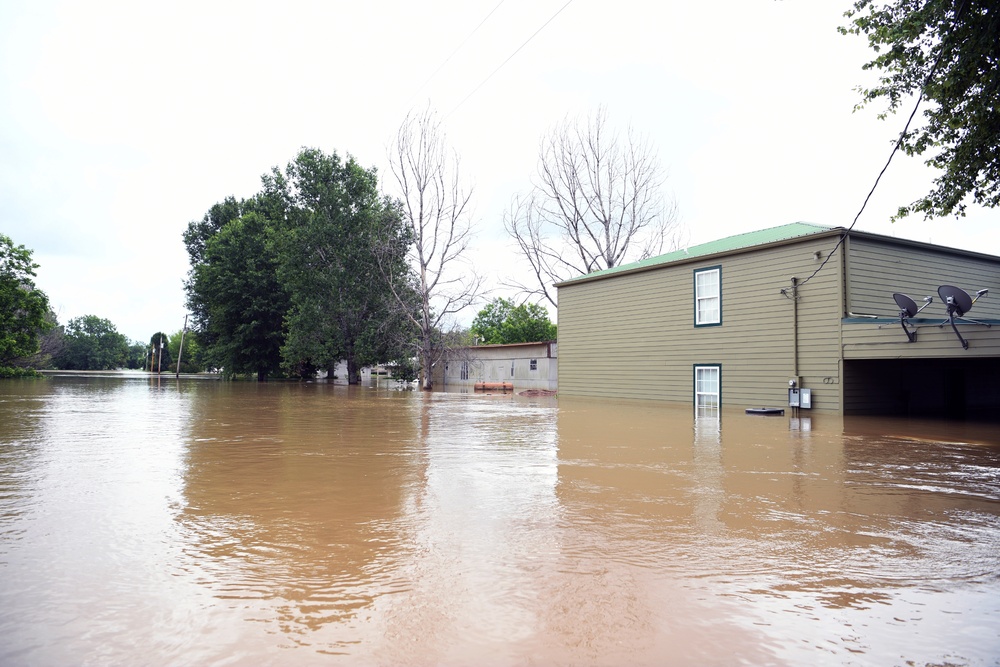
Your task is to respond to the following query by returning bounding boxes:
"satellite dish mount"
[892,293,933,343]
[937,285,990,349]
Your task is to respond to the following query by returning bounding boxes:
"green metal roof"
[556,222,838,286]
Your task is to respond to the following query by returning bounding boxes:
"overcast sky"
[2,0,996,341]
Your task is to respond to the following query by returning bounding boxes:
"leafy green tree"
[124,340,148,370]
[841,0,1000,219]
[470,297,557,345]
[0,234,52,371]
[189,212,289,381]
[183,194,285,371]
[182,196,245,268]
[167,329,200,373]
[273,148,417,384]
[54,315,129,370]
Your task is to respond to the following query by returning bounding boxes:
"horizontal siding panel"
[558,236,844,411]
[842,320,1000,358]
[848,238,1000,320]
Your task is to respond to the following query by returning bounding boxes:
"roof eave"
[555,228,847,288]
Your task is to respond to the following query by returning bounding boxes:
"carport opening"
[844,358,1000,419]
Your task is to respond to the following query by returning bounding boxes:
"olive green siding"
[840,235,1000,415]
[842,236,1000,364]
[557,235,845,412]
[845,236,1000,320]
[557,226,1000,416]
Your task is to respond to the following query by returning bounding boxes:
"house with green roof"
[555,223,1000,417]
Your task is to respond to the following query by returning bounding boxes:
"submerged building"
[555,223,1000,416]
[433,340,558,393]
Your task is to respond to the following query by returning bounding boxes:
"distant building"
[555,223,1000,417]
[434,341,558,392]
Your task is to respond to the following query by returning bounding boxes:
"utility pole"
[157,334,164,374]
[175,315,188,378]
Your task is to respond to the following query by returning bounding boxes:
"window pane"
[695,268,720,325]
[695,366,720,409]
[698,296,719,323]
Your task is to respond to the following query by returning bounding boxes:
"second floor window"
[694,266,721,326]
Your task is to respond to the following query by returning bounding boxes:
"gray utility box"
[788,387,812,409]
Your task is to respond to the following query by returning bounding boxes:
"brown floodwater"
[1,373,998,666]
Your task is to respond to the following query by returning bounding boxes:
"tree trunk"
[326,361,337,383]
[257,369,268,382]
[347,358,361,385]
[420,345,433,391]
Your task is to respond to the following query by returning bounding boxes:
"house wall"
[435,342,558,391]
[846,236,1000,321]
[842,234,1000,360]
[840,236,1000,415]
[557,236,845,411]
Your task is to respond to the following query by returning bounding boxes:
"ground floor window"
[694,364,721,411]
[530,359,537,371]
[460,361,469,380]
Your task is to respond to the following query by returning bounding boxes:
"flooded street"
[1,375,999,666]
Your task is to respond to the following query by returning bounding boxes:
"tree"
[167,329,200,373]
[124,340,148,370]
[54,315,129,370]
[189,212,289,380]
[840,0,1000,219]
[273,148,416,384]
[505,106,682,308]
[0,234,52,371]
[183,194,286,376]
[387,107,485,389]
[470,297,557,345]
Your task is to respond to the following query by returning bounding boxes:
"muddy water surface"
[1,374,998,666]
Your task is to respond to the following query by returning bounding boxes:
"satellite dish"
[893,293,918,318]
[937,285,991,349]
[891,292,932,342]
[938,285,973,318]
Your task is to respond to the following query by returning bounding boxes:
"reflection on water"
[1,375,999,666]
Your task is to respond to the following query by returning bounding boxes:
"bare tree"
[387,106,484,390]
[505,107,682,307]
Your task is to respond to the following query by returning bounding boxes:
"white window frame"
[529,359,537,371]
[694,365,721,410]
[694,266,722,327]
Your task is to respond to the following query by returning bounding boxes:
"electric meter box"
[788,387,812,409]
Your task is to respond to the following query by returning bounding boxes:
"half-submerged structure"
[555,223,1000,417]
[433,341,558,393]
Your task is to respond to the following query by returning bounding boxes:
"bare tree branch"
[387,106,485,389]
[504,106,683,307]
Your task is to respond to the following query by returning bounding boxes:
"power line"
[409,1,507,104]
[794,40,948,290]
[444,0,574,119]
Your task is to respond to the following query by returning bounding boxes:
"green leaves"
[842,0,1000,219]
[470,297,556,345]
[194,212,288,380]
[0,234,52,366]
[183,147,417,381]
[54,315,129,370]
